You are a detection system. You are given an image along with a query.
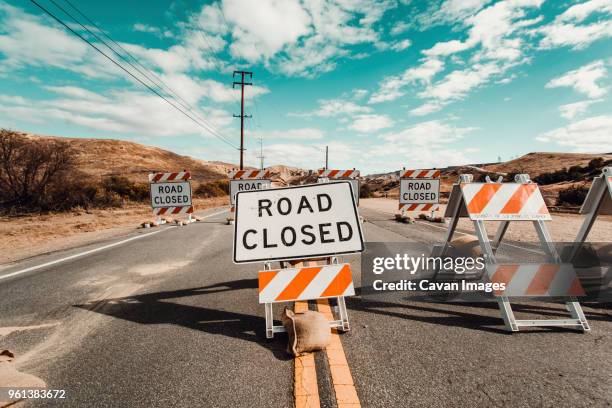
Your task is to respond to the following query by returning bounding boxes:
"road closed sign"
[399,179,440,204]
[150,181,192,208]
[233,181,364,263]
[230,179,272,206]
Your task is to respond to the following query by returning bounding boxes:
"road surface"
[1,206,610,407]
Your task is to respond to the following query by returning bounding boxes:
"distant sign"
[230,179,272,206]
[233,182,364,263]
[399,179,440,204]
[317,177,359,205]
[150,181,192,208]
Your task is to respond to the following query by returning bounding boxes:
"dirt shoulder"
[359,198,611,243]
[0,197,229,265]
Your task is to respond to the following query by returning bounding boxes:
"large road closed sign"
[150,181,192,208]
[230,179,272,206]
[233,181,364,263]
[399,179,440,204]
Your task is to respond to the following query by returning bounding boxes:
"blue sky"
[0,0,611,174]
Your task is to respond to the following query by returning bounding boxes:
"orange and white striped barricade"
[148,171,194,225]
[434,173,590,332]
[260,259,354,338]
[227,169,272,224]
[233,182,365,338]
[568,167,612,260]
[398,169,441,219]
[317,169,361,207]
[487,263,585,298]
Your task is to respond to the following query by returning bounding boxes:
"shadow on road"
[75,281,291,361]
[346,287,595,334]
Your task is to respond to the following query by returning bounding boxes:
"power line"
[30,0,238,149]
[50,0,235,148]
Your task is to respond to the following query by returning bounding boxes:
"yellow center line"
[317,299,361,408]
[294,300,320,408]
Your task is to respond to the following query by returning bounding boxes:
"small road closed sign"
[399,179,440,204]
[230,179,272,206]
[150,181,192,208]
[233,181,364,263]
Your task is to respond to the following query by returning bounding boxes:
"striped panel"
[228,169,271,179]
[153,206,193,215]
[317,169,360,179]
[148,171,191,182]
[400,169,441,179]
[398,203,439,212]
[487,263,585,297]
[258,264,355,303]
[461,183,551,220]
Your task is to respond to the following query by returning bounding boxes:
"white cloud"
[224,0,312,62]
[0,87,235,139]
[0,3,118,79]
[369,58,444,103]
[536,0,612,49]
[410,101,445,116]
[348,114,394,133]
[557,0,612,23]
[419,62,500,101]
[390,39,412,51]
[558,99,603,120]
[545,60,608,98]
[220,0,395,77]
[294,99,372,118]
[133,23,173,38]
[381,120,477,145]
[536,114,612,151]
[251,128,325,140]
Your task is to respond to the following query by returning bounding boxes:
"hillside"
[20,133,230,182]
[364,152,612,210]
[18,132,311,184]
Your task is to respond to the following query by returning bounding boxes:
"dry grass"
[0,197,228,265]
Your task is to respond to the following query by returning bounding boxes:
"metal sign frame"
[232,181,365,264]
[434,173,590,332]
[262,257,351,339]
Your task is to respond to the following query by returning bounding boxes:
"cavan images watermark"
[360,242,612,303]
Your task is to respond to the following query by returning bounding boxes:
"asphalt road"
[0,205,611,407]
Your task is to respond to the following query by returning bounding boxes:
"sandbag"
[281,308,331,356]
[449,235,482,258]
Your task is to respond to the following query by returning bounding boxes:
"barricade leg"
[498,296,519,332]
[336,296,350,332]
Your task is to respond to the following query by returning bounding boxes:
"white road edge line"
[0,208,228,282]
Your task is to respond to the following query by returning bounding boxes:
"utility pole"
[257,135,265,170]
[233,70,252,170]
[325,146,329,169]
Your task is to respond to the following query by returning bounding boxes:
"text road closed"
[399,179,440,204]
[233,181,364,263]
[230,179,272,206]
[150,181,192,208]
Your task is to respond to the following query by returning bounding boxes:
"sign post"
[233,182,364,338]
[398,169,441,219]
[148,171,193,225]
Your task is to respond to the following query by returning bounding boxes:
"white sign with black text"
[150,181,192,208]
[233,181,364,263]
[399,179,440,204]
[230,179,272,206]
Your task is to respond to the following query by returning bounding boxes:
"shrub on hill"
[194,180,229,198]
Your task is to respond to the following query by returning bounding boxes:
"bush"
[195,180,229,198]
[102,176,149,202]
[360,183,372,198]
[0,129,75,211]
[557,186,589,206]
